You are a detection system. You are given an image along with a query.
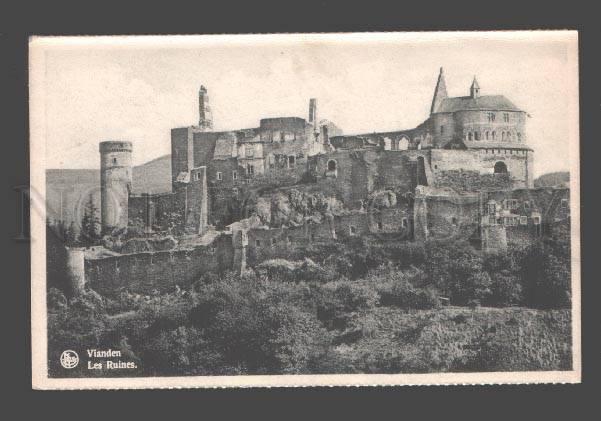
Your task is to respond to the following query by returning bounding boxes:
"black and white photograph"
[29,31,580,388]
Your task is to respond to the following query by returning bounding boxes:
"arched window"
[502,132,506,141]
[517,132,522,142]
[267,153,275,169]
[475,132,480,141]
[494,161,508,174]
[398,136,409,150]
[468,132,473,141]
[383,137,392,150]
[327,159,337,172]
[492,131,497,140]
[485,131,490,140]
[507,132,512,141]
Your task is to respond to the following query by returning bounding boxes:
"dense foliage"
[48,236,572,377]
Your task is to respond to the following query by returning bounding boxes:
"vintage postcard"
[30,31,580,389]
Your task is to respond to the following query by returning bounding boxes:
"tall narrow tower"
[198,85,213,131]
[430,67,448,114]
[99,141,132,234]
[308,98,318,131]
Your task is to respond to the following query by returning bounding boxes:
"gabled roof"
[434,95,522,113]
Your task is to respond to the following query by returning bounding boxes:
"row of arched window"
[465,131,522,142]
[383,136,410,151]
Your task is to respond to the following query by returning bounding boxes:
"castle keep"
[64,68,569,296]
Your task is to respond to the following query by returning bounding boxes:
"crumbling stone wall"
[312,149,422,209]
[425,195,480,241]
[85,234,234,296]
[431,149,531,189]
[246,207,412,264]
[434,169,512,191]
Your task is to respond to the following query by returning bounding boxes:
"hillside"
[131,154,172,194]
[323,306,571,373]
[534,171,570,188]
[46,154,172,226]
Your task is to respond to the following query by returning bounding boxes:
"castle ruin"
[63,68,569,296]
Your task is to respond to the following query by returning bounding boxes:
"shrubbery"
[47,234,572,376]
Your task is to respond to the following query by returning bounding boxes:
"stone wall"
[482,187,570,246]
[433,169,512,191]
[85,234,234,296]
[246,207,412,264]
[311,150,424,209]
[430,149,531,189]
[424,194,480,242]
[170,127,192,187]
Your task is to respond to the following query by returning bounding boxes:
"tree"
[490,270,523,306]
[80,195,100,246]
[65,221,79,246]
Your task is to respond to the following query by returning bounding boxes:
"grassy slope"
[326,307,571,374]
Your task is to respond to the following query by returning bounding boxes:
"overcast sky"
[34,32,578,177]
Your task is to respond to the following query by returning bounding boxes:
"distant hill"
[131,154,172,194]
[534,172,570,188]
[46,154,172,227]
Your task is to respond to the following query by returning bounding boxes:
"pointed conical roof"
[470,76,481,98]
[470,76,480,89]
[430,67,448,114]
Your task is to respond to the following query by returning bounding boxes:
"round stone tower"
[99,141,132,234]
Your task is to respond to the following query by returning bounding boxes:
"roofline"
[466,144,533,151]
[331,128,416,138]
[431,108,527,115]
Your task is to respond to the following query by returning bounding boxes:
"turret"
[198,85,213,131]
[470,76,480,98]
[430,67,448,114]
[99,141,132,234]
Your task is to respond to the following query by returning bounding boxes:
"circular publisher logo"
[60,350,79,369]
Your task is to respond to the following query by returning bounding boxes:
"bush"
[371,267,440,309]
[490,270,523,306]
[519,242,571,309]
[189,276,330,373]
[255,258,338,283]
[315,282,379,329]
